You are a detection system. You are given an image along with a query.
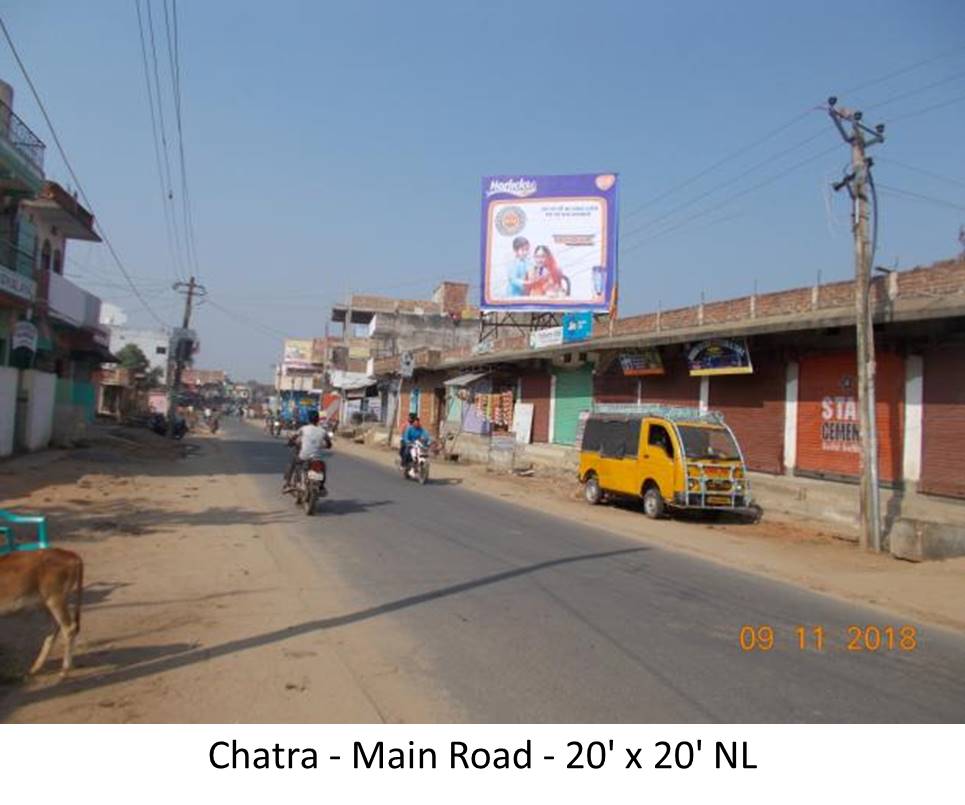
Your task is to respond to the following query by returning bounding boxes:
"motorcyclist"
[400,414,431,469]
[283,410,329,493]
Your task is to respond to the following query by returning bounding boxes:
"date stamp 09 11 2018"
[739,624,918,653]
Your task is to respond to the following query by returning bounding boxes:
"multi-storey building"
[0,78,109,454]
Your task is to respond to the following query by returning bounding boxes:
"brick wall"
[898,258,965,297]
[755,287,812,318]
[431,257,965,368]
[703,297,752,324]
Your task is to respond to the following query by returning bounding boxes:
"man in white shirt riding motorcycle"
[283,410,329,494]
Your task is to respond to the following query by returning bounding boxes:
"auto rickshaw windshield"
[677,425,741,460]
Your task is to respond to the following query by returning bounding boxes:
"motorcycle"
[401,440,430,484]
[285,439,327,515]
[149,412,187,440]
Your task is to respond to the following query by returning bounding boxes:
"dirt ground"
[337,434,965,634]
[0,426,449,723]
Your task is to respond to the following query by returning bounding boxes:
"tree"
[116,343,150,373]
[145,366,165,389]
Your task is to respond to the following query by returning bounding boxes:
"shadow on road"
[0,545,649,719]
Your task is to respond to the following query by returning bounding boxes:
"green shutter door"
[553,365,593,445]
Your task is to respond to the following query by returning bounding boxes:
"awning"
[71,345,119,364]
[329,371,375,391]
[444,371,488,387]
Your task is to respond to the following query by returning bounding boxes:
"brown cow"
[0,548,84,677]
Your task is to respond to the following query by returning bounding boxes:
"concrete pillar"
[699,376,710,413]
[0,366,17,457]
[902,354,923,485]
[548,374,557,443]
[783,361,799,473]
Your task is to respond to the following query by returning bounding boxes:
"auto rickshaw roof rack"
[591,403,726,426]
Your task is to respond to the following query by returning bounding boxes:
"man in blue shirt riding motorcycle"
[400,413,431,469]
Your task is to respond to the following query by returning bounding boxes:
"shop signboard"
[512,402,534,444]
[530,326,563,349]
[687,338,753,376]
[0,264,35,303]
[562,311,593,343]
[480,173,618,312]
[400,351,415,378]
[12,320,38,353]
[619,347,664,376]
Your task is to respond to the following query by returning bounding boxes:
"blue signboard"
[562,311,593,343]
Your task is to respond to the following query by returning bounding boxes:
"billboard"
[283,338,315,370]
[480,173,618,312]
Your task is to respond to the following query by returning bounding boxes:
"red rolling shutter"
[709,353,785,474]
[638,363,700,407]
[920,348,965,498]
[593,371,637,404]
[796,351,904,482]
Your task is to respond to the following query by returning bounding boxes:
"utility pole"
[828,98,885,552]
[167,275,206,437]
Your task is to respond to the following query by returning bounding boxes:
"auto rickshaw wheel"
[584,474,603,505]
[643,485,665,519]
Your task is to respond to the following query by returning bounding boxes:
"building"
[328,281,481,424]
[373,257,965,560]
[1,78,109,454]
[22,180,111,444]
[330,281,479,367]
[101,302,171,384]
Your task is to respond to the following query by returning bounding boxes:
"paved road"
[226,421,965,722]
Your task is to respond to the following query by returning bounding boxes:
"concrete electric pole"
[828,98,885,552]
[167,276,206,437]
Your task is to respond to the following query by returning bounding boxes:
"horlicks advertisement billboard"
[480,173,618,312]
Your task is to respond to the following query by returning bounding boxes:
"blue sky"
[2,0,964,381]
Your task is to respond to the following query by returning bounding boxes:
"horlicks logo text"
[486,178,537,198]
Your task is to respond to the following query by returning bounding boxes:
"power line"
[618,45,965,226]
[144,0,190,278]
[135,0,186,282]
[163,0,201,279]
[621,109,815,221]
[888,90,965,122]
[621,142,841,257]
[840,42,965,97]
[875,183,965,212]
[865,67,965,111]
[0,14,168,327]
[620,126,831,242]
[205,297,291,339]
[876,157,965,190]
